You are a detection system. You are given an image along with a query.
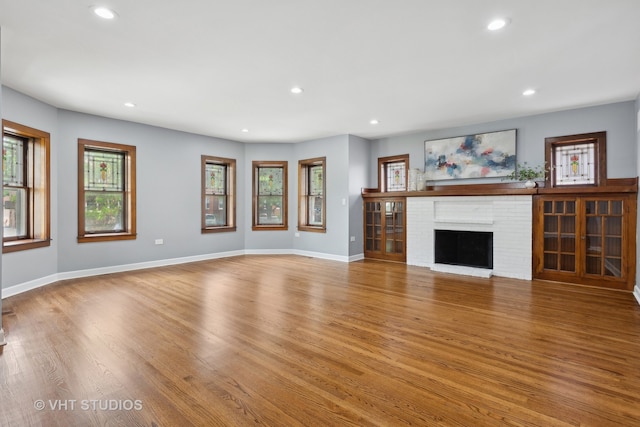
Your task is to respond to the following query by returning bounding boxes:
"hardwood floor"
[1,255,639,426]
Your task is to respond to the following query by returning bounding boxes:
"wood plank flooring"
[1,255,640,426]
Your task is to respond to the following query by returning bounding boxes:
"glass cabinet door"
[542,199,576,272]
[384,201,404,254]
[584,199,623,277]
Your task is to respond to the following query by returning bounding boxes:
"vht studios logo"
[34,399,143,411]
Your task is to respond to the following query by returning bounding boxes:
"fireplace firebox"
[434,230,493,269]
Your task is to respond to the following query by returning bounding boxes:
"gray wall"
[370,101,637,187]
[348,135,370,257]
[56,110,246,273]
[293,135,351,257]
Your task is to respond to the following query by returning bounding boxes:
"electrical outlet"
[155,239,164,245]
[350,236,356,242]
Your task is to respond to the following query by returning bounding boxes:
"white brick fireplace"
[406,195,533,280]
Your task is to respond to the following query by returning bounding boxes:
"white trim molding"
[634,285,640,306]
[0,328,6,346]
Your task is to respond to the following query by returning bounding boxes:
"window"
[545,132,607,187]
[78,139,136,242]
[2,120,50,253]
[378,154,409,192]
[202,155,236,232]
[252,161,287,230]
[298,157,325,232]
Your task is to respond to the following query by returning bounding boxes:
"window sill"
[298,226,326,233]
[78,233,137,243]
[252,225,288,231]
[202,226,237,234]
[3,238,51,253]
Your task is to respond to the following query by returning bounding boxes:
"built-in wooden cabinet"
[364,197,406,262]
[533,190,636,291]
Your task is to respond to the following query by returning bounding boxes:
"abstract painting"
[424,129,516,180]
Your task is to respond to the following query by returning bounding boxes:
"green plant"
[504,162,547,181]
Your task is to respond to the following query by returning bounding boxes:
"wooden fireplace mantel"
[361,177,638,198]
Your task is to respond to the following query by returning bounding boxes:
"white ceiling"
[1,1,639,143]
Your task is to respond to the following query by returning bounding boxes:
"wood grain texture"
[1,255,639,426]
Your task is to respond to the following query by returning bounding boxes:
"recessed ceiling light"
[124,102,136,108]
[487,18,507,31]
[522,89,536,96]
[370,119,380,125]
[241,128,249,133]
[290,86,304,94]
[94,7,117,20]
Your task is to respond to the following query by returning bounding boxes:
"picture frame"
[424,129,516,181]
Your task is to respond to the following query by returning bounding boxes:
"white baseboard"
[634,285,640,306]
[2,249,356,299]
[0,328,6,346]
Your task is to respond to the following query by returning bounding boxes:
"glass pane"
[85,191,124,232]
[374,212,381,225]
[85,149,124,191]
[604,237,621,257]
[3,135,25,186]
[585,201,596,214]
[544,253,557,270]
[309,164,323,196]
[3,187,27,238]
[611,201,622,215]
[543,201,553,214]
[204,195,226,226]
[308,196,323,225]
[586,217,601,235]
[560,236,575,253]
[544,217,558,233]
[597,201,608,215]
[205,163,226,195]
[555,201,564,213]
[544,236,558,251]
[605,217,622,236]
[560,216,575,234]
[258,167,283,195]
[386,162,406,191]
[604,258,622,277]
[560,254,575,272]
[586,256,601,274]
[565,201,575,214]
[586,236,601,254]
[257,195,283,225]
[553,142,596,186]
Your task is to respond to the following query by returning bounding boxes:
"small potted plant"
[505,162,547,188]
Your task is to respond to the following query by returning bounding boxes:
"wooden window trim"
[201,155,236,233]
[298,157,326,233]
[378,154,409,192]
[252,160,288,231]
[2,120,51,253]
[77,139,136,243]
[545,132,607,188]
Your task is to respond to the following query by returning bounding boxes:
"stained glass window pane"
[554,143,595,186]
[205,163,226,195]
[309,164,323,196]
[85,149,124,191]
[3,135,25,186]
[258,167,283,195]
[386,161,406,191]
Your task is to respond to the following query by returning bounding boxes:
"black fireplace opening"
[434,230,493,269]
